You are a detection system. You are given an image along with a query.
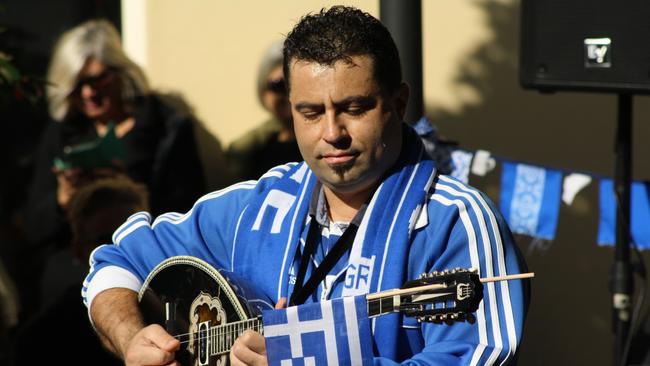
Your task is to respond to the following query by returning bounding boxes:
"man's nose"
[322,112,347,144]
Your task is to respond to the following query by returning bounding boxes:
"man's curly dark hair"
[283,6,402,94]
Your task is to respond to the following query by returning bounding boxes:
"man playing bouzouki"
[85,6,528,366]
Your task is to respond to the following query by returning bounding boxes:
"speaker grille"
[520,0,650,93]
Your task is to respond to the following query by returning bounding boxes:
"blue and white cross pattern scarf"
[262,295,373,366]
[500,162,562,240]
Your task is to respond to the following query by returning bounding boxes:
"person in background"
[12,177,148,366]
[40,177,149,310]
[226,40,302,181]
[17,19,205,318]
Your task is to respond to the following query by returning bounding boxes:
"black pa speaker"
[520,0,650,94]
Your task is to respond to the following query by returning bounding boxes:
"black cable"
[614,189,648,366]
[620,242,647,366]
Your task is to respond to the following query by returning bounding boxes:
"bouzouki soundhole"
[188,292,228,366]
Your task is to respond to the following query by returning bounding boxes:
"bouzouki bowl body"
[138,256,273,366]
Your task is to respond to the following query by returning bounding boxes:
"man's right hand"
[91,288,179,365]
[123,324,181,366]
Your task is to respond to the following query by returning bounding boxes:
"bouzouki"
[139,255,531,366]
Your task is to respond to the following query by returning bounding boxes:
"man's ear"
[394,82,410,120]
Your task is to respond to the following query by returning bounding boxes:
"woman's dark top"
[22,94,206,248]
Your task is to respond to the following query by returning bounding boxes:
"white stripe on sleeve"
[430,193,487,365]
[83,265,142,310]
[439,175,517,362]
[435,183,504,365]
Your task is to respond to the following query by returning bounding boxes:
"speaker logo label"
[584,38,611,68]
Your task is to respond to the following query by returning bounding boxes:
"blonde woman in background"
[18,19,205,317]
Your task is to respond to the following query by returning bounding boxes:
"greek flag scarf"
[234,124,436,357]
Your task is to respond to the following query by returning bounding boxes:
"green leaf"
[0,58,21,84]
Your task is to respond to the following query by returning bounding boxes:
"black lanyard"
[289,217,359,306]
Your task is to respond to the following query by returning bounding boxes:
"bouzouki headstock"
[400,268,483,324]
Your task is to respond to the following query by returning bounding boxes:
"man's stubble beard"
[331,161,355,180]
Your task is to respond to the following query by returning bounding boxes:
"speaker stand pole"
[379,0,423,123]
[612,93,633,366]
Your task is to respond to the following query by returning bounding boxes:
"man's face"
[289,55,406,196]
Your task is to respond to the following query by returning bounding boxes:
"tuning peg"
[419,273,426,279]
[466,313,476,324]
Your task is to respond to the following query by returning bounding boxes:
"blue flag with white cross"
[262,296,374,366]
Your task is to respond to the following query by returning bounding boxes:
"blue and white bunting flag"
[562,173,592,205]
[471,149,496,177]
[500,162,562,240]
[598,180,650,249]
[450,149,473,183]
[262,296,374,366]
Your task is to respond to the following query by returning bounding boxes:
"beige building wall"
[122,0,495,146]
